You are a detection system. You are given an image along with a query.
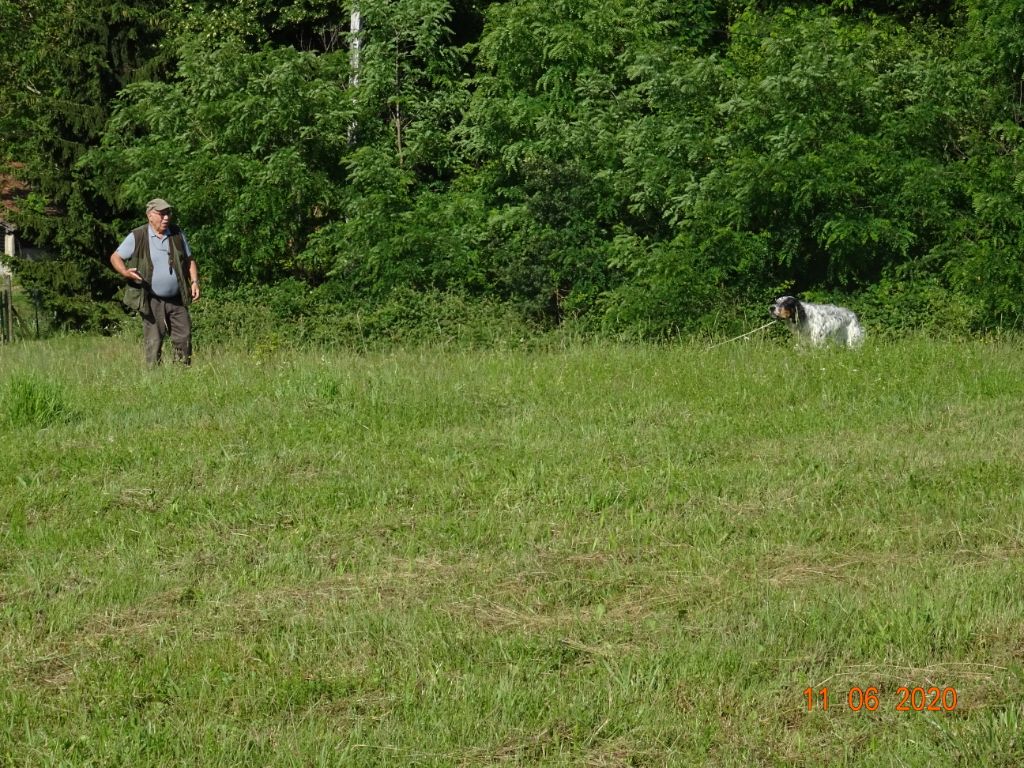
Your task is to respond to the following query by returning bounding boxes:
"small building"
[1,169,29,275]
[1,223,13,277]
[1,174,20,341]
[0,166,53,272]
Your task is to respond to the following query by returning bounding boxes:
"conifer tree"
[1,0,171,329]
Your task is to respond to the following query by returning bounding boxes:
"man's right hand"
[124,268,143,283]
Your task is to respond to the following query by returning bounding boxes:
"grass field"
[1,334,1023,766]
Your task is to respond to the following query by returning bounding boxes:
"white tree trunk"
[350,7,361,87]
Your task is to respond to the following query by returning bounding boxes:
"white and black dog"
[770,295,864,348]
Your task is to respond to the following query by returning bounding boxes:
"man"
[110,198,200,365]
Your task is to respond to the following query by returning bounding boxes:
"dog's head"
[770,295,803,323]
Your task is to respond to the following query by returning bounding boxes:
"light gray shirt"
[116,225,192,299]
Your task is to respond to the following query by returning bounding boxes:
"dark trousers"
[143,295,192,366]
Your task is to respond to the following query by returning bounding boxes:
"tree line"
[2,0,1023,337]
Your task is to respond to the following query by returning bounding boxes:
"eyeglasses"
[156,210,172,218]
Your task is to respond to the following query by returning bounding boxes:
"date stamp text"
[804,686,958,712]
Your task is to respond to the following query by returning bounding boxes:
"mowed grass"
[1,334,1023,766]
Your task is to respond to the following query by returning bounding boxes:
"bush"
[190,283,539,351]
[857,271,981,339]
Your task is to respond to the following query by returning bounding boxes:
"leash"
[704,321,775,351]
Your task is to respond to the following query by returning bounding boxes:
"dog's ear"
[792,299,805,322]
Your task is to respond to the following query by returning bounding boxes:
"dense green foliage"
[0,0,173,329]
[2,0,1023,335]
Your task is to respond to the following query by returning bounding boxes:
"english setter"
[770,295,864,348]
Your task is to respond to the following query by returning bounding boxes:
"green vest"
[121,224,192,314]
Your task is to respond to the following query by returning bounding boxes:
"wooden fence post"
[1,273,13,343]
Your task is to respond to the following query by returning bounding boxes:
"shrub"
[190,283,539,351]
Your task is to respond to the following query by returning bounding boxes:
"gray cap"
[146,198,172,213]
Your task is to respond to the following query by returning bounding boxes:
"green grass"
[1,334,1023,766]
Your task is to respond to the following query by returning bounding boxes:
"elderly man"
[110,198,200,366]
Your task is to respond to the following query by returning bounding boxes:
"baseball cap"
[146,198,172,213]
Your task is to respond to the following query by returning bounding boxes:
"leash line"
[704,321,775,351]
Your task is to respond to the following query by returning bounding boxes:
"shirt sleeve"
[115,232,136,262]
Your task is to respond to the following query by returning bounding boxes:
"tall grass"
[0,334,1022,765]
[1,372,76,428]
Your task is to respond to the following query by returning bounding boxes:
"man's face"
[148,208,171,234]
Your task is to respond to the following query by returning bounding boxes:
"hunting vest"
[122,224,192,313]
